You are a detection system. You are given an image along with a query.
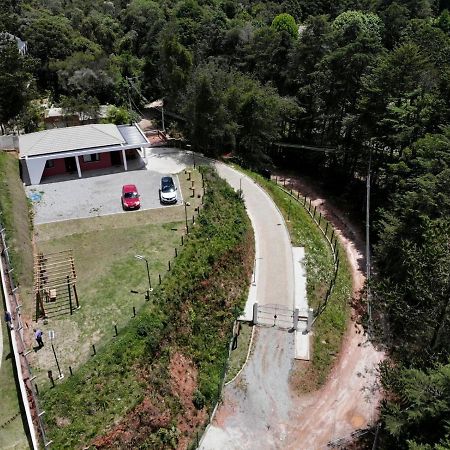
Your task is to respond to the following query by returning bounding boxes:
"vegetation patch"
[40,167,253,449]
[239,169,351,389]
[0,152,33,288]
[225,322,253,384]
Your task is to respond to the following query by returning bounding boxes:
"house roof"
[19,124,127,157]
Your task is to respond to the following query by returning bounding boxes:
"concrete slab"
[27,165,183,224]
[292,247,310,360]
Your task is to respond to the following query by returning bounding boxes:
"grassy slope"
[0,152,33,449]
[40,168,253,449]
[241,170,352,388]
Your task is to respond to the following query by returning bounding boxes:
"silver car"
[159,176,178,204]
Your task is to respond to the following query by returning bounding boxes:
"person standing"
[34,328,44,348]
[4,311,13,330]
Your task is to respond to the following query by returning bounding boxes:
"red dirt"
[91,396,171,448]
[169,352,207,450]
[279,174,385,448]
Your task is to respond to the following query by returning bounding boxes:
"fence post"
[159,274,162,284]
[175,248,178,257]
[297,191,300,200]
[252,302,258,325]
[92,344,96,356]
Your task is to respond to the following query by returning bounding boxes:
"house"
[19,123,151,185]
[44,105,110,129]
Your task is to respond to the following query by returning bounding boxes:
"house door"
[64,157,76,173]
[111,151,122,166]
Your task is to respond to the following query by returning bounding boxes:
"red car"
[121,184,141,210]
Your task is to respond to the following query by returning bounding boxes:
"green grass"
[0,152,34,448]
[225,322,253,384]
[237,168,352,389]
[40,167,254,449]
[0,307,31,450]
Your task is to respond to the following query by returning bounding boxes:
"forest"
[1,0,449,448]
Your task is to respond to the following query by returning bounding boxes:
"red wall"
[42,152,114,180]
[42,158,66,177]
[79,152,112,171]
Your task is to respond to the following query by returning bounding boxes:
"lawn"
[28,169,203,387]
[0,152,33,448]
[225,322,253,384]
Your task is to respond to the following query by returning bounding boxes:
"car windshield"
[161,177,175,193]
[124,192,138,199]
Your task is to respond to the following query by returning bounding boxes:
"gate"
[255,303,296,329]
[253,303,313,331]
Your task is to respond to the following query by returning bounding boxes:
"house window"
[45,160,54,168]
[83,153,100,162]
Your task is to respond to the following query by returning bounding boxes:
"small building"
[44,105,110,129]
[19,123,150,185]
[0,32,28,55]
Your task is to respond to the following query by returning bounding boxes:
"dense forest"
[1,0,450,448]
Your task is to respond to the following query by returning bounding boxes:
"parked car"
[159,176,178,204]
[121,184,141,210]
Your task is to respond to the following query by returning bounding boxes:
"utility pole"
[162,100,165,132]
[366,147,372,338]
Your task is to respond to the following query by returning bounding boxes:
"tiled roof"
[19,124,126,157]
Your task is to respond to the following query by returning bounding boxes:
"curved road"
[199,163,297,449]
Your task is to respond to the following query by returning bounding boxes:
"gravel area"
[27,162,183,225]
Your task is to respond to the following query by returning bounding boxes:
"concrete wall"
[0,135,19,150]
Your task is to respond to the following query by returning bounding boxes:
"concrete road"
[214,163,295,312]
[27,166,182,224]
[199,163,296,449]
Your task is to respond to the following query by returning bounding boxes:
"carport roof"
[19,124,128,157]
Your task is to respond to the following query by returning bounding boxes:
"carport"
[19,123,151,185]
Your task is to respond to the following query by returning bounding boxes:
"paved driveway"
[27,165,182,224]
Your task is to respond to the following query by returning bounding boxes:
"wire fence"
[272,175,341,323]
[0,218,49,448]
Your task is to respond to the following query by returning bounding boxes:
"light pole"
[48,330,63,379]
[134,255,152,298]
[186,144,195,169]
[161,99,165,133]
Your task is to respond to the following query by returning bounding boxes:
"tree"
[271,13,298,39]
[0,37,35,128]
[157,34,193,106]
[105,106,132,125]
[379,362,450,449]
[373,130,450,363]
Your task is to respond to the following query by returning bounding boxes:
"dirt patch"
[92,395,172,449]
[169,352,207,450]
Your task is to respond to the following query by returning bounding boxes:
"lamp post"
[186,144,195,169]
[48,330,63,379]
[161,99,165,133]
[134,255,152,298]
